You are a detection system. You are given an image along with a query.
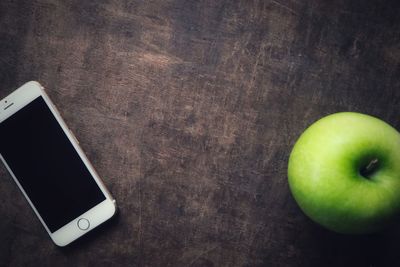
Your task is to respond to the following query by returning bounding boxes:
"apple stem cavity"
[360,158,379,179]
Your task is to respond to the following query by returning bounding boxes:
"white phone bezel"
[0,81,117,247]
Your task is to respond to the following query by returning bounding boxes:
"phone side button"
[77,218,90,230]
[69,129,80,144]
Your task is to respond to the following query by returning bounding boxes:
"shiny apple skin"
[288,112,400,234]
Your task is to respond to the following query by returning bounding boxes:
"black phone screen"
[0,96,106,233]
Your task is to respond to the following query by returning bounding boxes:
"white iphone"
[0,81,117,246]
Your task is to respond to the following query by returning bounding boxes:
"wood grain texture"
[1,0,400,266]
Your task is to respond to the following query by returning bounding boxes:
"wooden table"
[1,0,400,266]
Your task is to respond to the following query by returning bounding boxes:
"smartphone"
[0,81,117,246]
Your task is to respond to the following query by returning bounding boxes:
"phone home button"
[77,218,90,230]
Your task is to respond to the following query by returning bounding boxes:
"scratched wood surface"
[1,0,400,266]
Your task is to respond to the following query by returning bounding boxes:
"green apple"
[288,112,400,234]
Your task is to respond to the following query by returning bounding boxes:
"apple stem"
[360,158,379,178]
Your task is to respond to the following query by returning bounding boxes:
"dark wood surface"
[1,0,400,266]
